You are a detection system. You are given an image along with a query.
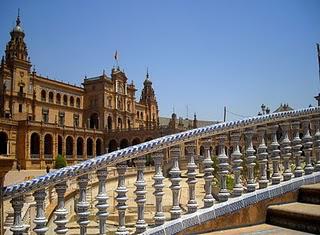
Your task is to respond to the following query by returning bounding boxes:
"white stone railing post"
[257,126,268,189]
[217,135,230,201]
[169,145,182,220]
[77,174,90,235]
[230,132,243,196]
[292,122,304,177]
[115,163,128,235]
[312,117,320,171]
[33,189,48,235]
[244,129,257,192]
[270,125,281,185]
[10,195,25,235]
[153,151,165,226]
[202,138,215,206]
[185,141,198,213]
[280,123,293,181]
[54,182,68,235]
[96,168,109,235]
[134,156,147,233]
[302,120,314,174]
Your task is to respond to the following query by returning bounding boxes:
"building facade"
[0,14,160,169]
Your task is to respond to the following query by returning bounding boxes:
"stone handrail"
[3,106,320,235]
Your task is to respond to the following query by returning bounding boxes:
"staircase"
[266,183,320,234]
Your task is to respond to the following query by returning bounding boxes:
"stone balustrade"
[2,107,320,235]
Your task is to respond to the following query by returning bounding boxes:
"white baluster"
[202,138,215,206]
[292,122,304,177]
[244,129,257,192]
[185,141,198,213]
[217,135,230,202]
[312,117,320,171]
[153,151,165,226]
[10,195,25,235]
[116,163,128,235]
[134,156,147,233]
[230,132,243,196]
[96,168,109,235]
[257,126,269,188]
[270,125,281,185]
[54,182,68,235]
[280,123,293,181]
[302,120,314,174]
[77,174,90,235]
[33,189,48,235]
[169,145,182,219]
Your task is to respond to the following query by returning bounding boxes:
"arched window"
[66,136,73,157]
[70,96,74,106]
[132,138,141,146]
[90,113,99,129]
[49,92,54,103]
[137,111,139,119]
[41,90,46,102]
[44,134,53,158]
[58,135,63,155]
[96,139,102,156]
[0,132,8,155]
[108,139,118,152]
[107,116,112,130]
[87,138,93,157]
[56,93,61,104]
[63,95,68,105]
[30,133,40,157]
[77,137,83,157]
[120,139,129,149]
[76,97,80,108]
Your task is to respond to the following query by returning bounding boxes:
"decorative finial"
[32,65,36,73]
[16,8,21,26]
[146,67,149,79]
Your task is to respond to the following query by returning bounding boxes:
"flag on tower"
[317,43,320,67]
[114,50,118,61]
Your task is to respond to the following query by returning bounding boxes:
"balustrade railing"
[2,107,320,235]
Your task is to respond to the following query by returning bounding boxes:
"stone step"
[298,183,320,204]
[266,202,320,234]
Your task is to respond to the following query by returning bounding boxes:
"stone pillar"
[83,139,87,160]
[77,174,90,235]
[73,138,77,162]
[10,195,25,235]
[96,168,108,235]
[54,182,68,235]
[33,189,48,235]
[185,141,198,213]
[134,156,147,233]
[312,117,320,171]
[169,145,182,220]
[302,120,314,174]
[270,125,281,185]
[0,158,15,235]
[280,123,292,181]
[202,138,214,206]
[292,122,304,177]
[115,163,128,235]
[153,151,165,226]
[245,129,257,191]
[230,132,243,196]
[257,126,268,188]
[217,135,230,201]
[40,134,45,169]
[93,139,96,157]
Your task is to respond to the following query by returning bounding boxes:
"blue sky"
[1,1,319,121]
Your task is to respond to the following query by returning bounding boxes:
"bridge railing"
[2,107,320,235]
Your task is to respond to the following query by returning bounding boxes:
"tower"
[140,71,159,128]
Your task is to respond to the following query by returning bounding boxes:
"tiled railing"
[2,107,320,235]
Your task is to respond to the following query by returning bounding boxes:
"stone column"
[153,151,165,226]
[312,117,320,171]
[96,168,108,235]
[10,195,25,235]
[292,122,304,177]
[169,145,182,220]
[93,139,96,157]
[302,120,314,174]
[270,125,281,185]
[40,134,44,169]
[33,189,48,235]
[257,126,268,189]
[73,138,77,162]
[185,141,198,213]
[230,132,243,196]
[202,138,214,206]
[244,129,257,191]
[77,174,90,235]
[280,123,292,181]
[54,182,68,235]
[217,135,230,201]
[134,156,147,233]
[115,163,128,235]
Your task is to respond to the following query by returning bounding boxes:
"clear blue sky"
[1,1,319,121]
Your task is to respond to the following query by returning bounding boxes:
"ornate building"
[0,14,161,169]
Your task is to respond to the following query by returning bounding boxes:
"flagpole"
[317,43,320,89]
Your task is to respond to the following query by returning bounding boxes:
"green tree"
[54,154,67,169]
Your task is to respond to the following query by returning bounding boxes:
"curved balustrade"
[2,107,320,235]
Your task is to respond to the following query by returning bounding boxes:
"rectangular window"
[19,104,22,113]
[42,108,49,123]
[59,111,65,126]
